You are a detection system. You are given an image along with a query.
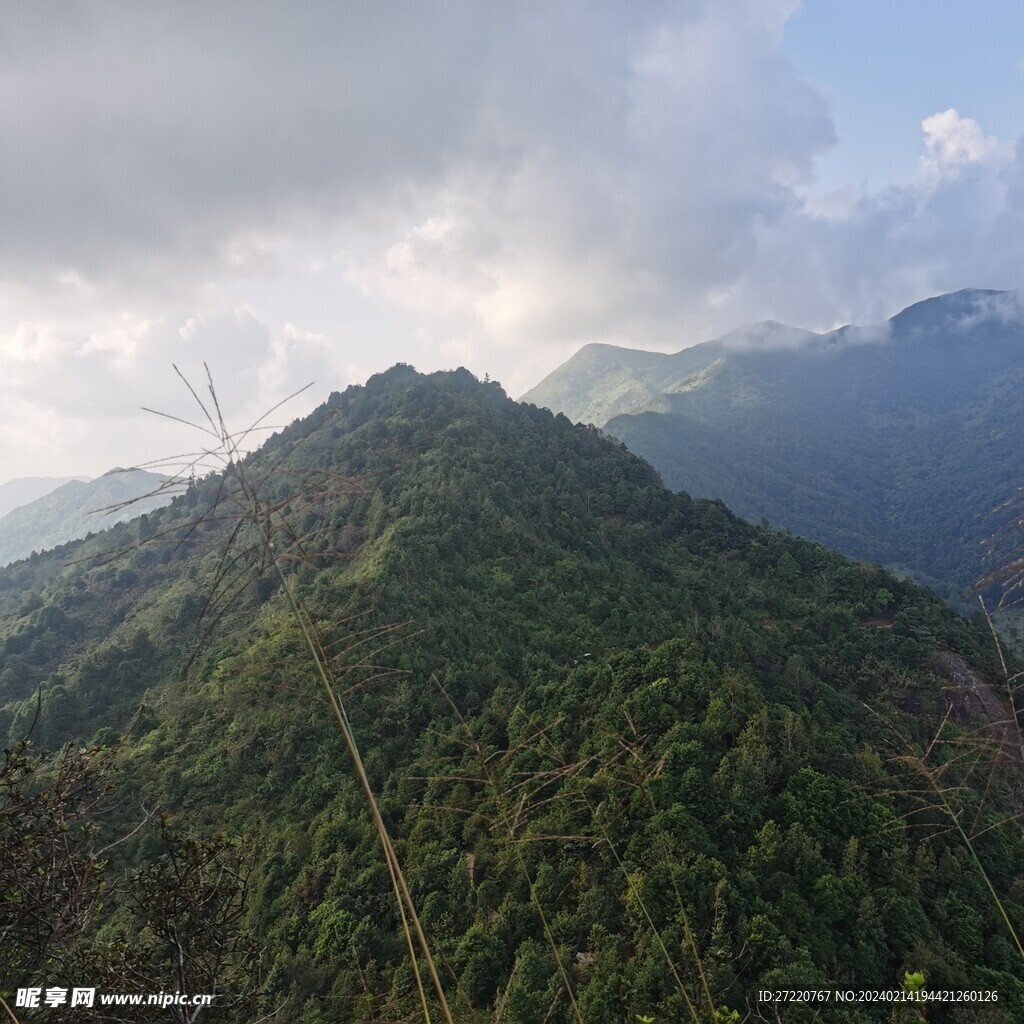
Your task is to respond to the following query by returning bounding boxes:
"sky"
[2,0,1023,480]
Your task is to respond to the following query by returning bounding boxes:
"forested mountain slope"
[522,289,1024,608]
[1,366,1022,1022]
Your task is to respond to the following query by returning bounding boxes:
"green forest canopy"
[1,365,1022,1022]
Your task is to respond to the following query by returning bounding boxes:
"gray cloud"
[1,2,495,286]
[1,2,821,296]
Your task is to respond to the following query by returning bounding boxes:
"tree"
[0,737,112,1012]
[1,736,256,1023]
[123,822,258,1023]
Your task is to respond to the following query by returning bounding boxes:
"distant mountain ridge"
[0,469,179,566]
[0,476,90,519]
[522,288,1023,608]
[523,318,821,427]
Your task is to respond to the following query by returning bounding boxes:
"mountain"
[523,319,819,428]
[0,468,178,567]
[0,476,89,519]
[522,289,1024,609]
[0,366,1021,1021]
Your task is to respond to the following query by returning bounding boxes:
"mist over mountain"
[523,288,1023,607]
[0,469,178,567]
[1,366,1021,1019]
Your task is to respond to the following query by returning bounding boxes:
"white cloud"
[82,314,153,369]
[258,322,351,403]
[220,234,277,271]
[0,322,65,366]
[351,210,499,316]
[920,108,1010,181]
[0,301,343,477]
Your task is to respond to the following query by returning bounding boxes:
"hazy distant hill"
[0,469,178,566]
[0,476,89,519]
[523,289,1024,608]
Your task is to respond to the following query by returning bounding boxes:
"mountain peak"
[889,287,1020,333]
[0,476,91,519]
[716,320,819,351]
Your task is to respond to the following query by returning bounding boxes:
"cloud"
[347,0,833,360]
[2,2,1024,475]
[920,109,1009,180]
[951,289,1024,332]
[2,2,827,307]
[719,322,821,351]
[0,303,355,476]
[0,321,64,366]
